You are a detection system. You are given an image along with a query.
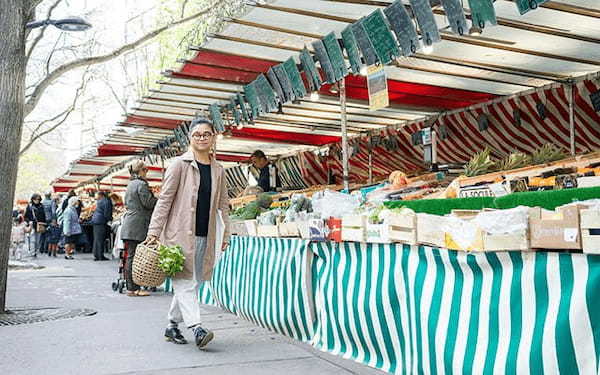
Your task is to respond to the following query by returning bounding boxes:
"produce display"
[227,150,600,254]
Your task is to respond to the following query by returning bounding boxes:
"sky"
[25,0,160,165]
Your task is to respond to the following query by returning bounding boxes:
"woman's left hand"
[222,242,229,251]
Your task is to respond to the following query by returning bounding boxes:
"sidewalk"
[1,253,386,375]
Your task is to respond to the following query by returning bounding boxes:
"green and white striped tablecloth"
[198,236,315,342]
[310,242,600,374]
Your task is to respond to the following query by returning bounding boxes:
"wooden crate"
[366,224,391,244]
[445,229,485,252]
[342,227,366,243]
[278,222,300,237]
[342,215,366,243]
[231,220,248,236]
[416,213,447,248]
[386,213,417,245]
[483,231,529,251]
[257,225,280,238]
[581,209,600,254]
[244,220,258,237]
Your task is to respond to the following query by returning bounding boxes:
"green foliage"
[158,244,186,277]
[147,0,246,95]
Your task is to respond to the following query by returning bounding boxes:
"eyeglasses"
[191,132,214,140]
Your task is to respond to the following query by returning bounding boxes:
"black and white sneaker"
[164,327,188,345]
[193,326,214,349]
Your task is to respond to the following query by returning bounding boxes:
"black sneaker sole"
[164,336,188,345]
[196,331,214,348]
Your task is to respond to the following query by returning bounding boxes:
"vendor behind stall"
[250,150,281,193]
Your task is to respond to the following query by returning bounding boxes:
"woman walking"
[63,197,82,260]
[24,193,47,257]
[121,160,157,297]
[147,118,230,349]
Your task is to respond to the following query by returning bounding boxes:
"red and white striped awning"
[52,0,600,191]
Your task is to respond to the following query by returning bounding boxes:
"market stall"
[196,236,600,374]
[48,0,600,373]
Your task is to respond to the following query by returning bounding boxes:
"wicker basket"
[132,238,166,287]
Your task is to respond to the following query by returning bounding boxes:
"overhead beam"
[243,3,600,66]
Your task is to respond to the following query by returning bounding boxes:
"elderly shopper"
[91,191,113,261]
[63,197,82,260]
[147,118,230,349]
[121,160,157,297]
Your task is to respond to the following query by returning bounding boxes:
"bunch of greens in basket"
[158,244,186,277]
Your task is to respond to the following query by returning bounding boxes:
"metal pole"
[340,79,350,191]
[568,82,576,156]
[368,134,373,184]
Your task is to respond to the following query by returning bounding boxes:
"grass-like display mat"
[384,186,600,215]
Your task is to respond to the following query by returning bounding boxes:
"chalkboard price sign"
[383,0,419,57]
[361,9,400,65]
[322,32,348,82]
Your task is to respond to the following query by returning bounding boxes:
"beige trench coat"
[147,151,230,280]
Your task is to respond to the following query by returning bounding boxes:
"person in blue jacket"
[91,191,113,261]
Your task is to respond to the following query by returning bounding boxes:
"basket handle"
[143,236,159,246]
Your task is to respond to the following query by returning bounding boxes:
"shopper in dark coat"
[91,191,113,261]
[25,193,46,256]
[121,160,158,296]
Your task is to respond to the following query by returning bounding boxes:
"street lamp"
[26,17,92,32]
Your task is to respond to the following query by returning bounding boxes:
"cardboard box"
[278,222,300,237]
[581,208,600,254]
[326,218,342,242]
[308,219,327,241]
[529,206,581,250]
[257,225,280,238]
[416,213,447,248]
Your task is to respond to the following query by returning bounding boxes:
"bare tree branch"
[24,3,217,118]
[45,32,64,76]
[25,0,63,64]
[102,78,128,114]
[19,71,90,156]
[181,0,190,18]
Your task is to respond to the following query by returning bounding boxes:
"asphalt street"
[1,253,385,375]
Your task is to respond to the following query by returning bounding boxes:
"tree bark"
[0,1,28,313]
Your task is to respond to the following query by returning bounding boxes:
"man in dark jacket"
[25,193,46,257]
[250,150,281,193]
[41,192,55,254]
[91,191,113,261]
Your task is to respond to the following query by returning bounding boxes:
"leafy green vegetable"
[158,244,186,277]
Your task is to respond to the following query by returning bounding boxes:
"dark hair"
[250,150,266,159]
[189,118,215,134]
[30,193,42,203]
[68,190,76,198]
[97,191,106,198]
[44,192,52,199]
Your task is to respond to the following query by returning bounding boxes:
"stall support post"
[368,134,373,184]
[568,82,576,156]
[340,79,350,191]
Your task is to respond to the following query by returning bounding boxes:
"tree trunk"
[0,1,28,313]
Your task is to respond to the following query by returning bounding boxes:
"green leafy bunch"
[158,244,186,277]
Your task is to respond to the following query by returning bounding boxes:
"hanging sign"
[515,0,549,15]
[439,0,468,35]
[421,127,432,145]
[367,65,389,111]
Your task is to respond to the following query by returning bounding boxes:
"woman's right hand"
[146,234,158,242]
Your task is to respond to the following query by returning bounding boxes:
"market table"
[198,236,600,374]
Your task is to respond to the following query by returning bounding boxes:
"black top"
[195,161,212,237]
[257,163,281,192]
